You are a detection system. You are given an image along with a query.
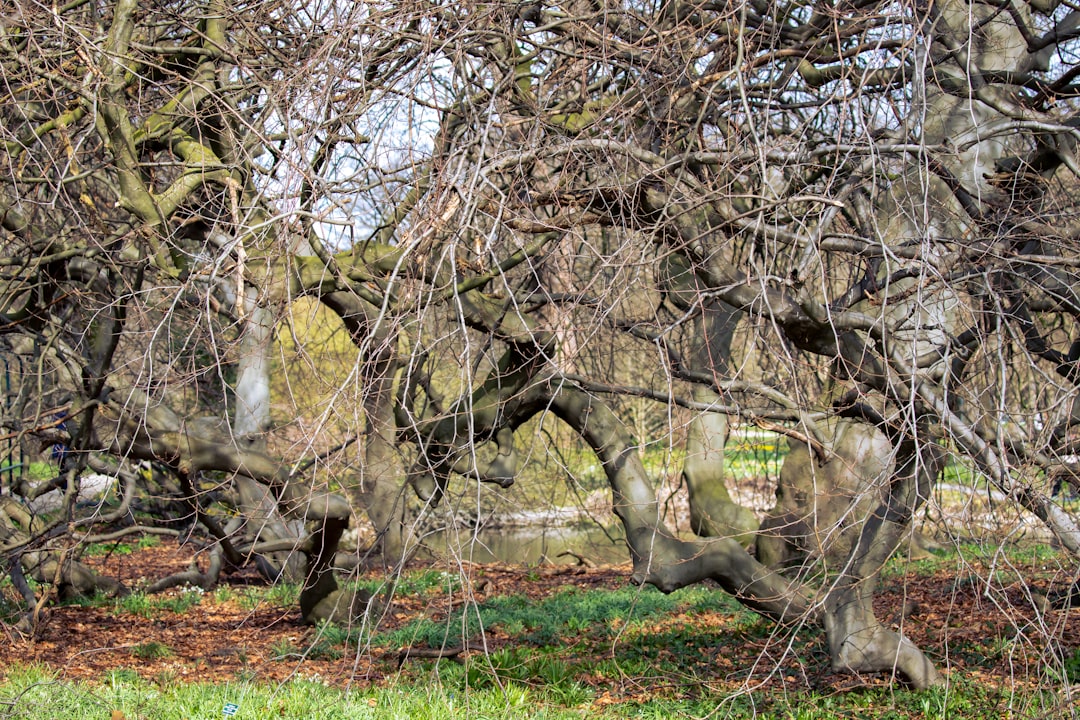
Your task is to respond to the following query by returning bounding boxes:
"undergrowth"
[1,544,1077,718]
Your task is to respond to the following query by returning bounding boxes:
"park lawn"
[1,538,1078,718]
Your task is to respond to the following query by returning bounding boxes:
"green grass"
[130,641,172,660]
[881,540,1072,582]
[0,581,20,623]
[237,582,301,611]
[113,592,154,618]
[0,663,579,719]
[344,568,460,600]
[0,662,1062,719]
[26,461,57,481]
[111,586,204,618]
[136,535,161,550]
[270,638,301,661]
[724,438,787,480]
[939,460,979,486]
[369,581,742,652]
[156,586,205,613]
[587,436,788,486]
[59,589,111,609]
[1062,647,1080,684]
[503,429,791,505]
[1,665,364,720]
[82,542,134,557]
[0,460,60,482]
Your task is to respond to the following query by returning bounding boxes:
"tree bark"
[823,442,945,688]
[757,420,894,571]
[682,303,758,544]
[548,380,811,623]
[232,296,305,582]
[321,291,410,565]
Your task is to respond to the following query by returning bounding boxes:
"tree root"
[824,600,942,689]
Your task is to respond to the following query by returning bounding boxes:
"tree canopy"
[3,0,1080,689]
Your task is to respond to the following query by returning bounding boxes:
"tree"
[3,0,1080,689]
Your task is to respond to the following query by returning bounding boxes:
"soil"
[1,538,1078,697]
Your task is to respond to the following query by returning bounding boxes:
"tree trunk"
[232,297,306,582]
[684,388,758,544]
[358,333,409,564]
[823,441,945,688]
[666,263,759,542]
[757,419,894,571]
[321,291,410,565]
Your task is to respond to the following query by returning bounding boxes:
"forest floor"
[1,535,1078,705]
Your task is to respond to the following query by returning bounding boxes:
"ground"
[1,537,1079,702]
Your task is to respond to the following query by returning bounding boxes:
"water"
[423,522,628,566]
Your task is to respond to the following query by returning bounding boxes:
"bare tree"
[3,0,1080,689]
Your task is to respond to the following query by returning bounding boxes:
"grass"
[270,638,302,661]
[361,581,744,652]
[110,586,204,618]
[0,664,572,719]
[26,461,57,481]
[588,436,789,487]
[130,641,172,660]
[0,665,368,720]
[237,582,300,611]
[3,542,1077,718]
[0,662,1060,719]
[0,460,62,483]
[136,535,161,550]
[724,438,787,481]
[466,429,792,512]
[81,542,134,558]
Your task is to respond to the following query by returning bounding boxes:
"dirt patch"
[0,542,633,687]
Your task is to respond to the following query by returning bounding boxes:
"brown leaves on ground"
[0,538,1078,697]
